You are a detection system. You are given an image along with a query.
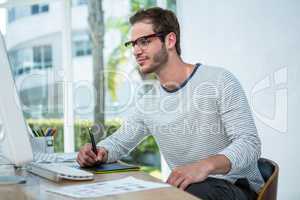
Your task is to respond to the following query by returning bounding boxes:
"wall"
[177,0,300,199]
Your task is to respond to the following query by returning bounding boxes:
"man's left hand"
[166,160,213,190]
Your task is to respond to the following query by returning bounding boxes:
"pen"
[51,128,57,137]
[32,128,38,137]
[45,128,52,137]
[33,128,41,137]
[88,128,97,155]
[37,128,44,137]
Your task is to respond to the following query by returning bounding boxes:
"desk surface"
[0,164,200,200]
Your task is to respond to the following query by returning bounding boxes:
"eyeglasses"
[124,32,165,49]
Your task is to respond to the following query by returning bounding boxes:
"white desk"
[0,164,200,200]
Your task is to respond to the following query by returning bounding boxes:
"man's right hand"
[77,144,108,167]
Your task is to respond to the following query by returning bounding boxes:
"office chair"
[257,158,279,200]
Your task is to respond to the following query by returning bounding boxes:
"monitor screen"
[0,31,33,166]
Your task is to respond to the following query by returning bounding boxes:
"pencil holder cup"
[30,136,54,153]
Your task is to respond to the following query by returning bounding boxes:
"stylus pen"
[88,128,97,155]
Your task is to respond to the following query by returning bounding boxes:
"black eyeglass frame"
[124,32,168,48]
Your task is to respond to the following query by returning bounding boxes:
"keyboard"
[33,152,78,163]
[27,163,94,182]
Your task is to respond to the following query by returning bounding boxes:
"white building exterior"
[5,0,139,120]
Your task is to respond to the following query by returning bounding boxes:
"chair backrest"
[257,158,279,200]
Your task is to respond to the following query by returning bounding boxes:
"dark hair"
[129,7,181,56]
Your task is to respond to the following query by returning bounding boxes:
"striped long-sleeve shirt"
[98,64,264,192]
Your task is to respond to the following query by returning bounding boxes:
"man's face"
[130,22,168,74]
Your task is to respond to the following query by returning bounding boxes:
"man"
[77,7,264,200]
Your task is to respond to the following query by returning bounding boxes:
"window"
[44,46,52,68]
[31,5,39,14]
[8,8,16,23]
[9,45,52,76]
[6,4,50,23]
[41,5,49,12]
[7,4,49,23]
[73,41,92,57]
[33,46,42,69]
[7,6,31,23]
[9,48,32,76]
[33,45,52,69]
[5,0,177,159]
[72,32,92,57]
[72,0,88,6]
[31,4,49,15]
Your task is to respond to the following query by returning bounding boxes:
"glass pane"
[73,0,176,175]
[8,8,15,23]
[72,32,91,57]
[3,3,64,152]
[33,46,42,69]
[43,45,52,68]
[2,1,176,170]
[41,5,49,13]
[72,0,88,6]
[31,5,39,15]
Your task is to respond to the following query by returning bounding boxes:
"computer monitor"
[0,30,33,167]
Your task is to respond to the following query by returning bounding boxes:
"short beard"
[142,45,169,74]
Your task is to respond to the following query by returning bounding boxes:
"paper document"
[47,176,170,198]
